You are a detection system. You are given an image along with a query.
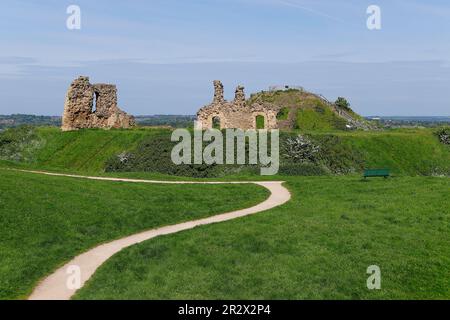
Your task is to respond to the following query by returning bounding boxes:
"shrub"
[276,107,290,120]
[312,135,365,174]
[105,134,256,178]
[279,163,329,176]
[282,134,320,163]
[280,133,365,175]
[0,126,43,162]
[435,127,450,145]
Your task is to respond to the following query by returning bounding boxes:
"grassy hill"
[0,126,448,177]
[32,127,155,172]
[247,88,366,131]
[0,127,164,173]
[335,130,450,176]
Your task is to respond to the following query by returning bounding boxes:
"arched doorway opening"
[212,116,221,130]
[256,115,265,129]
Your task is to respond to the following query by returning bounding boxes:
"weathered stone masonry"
[196,81,280,130]
[62,76,135,131]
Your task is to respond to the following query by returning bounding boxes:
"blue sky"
[0,0,449,116]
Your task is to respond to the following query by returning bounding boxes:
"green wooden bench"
[363,169,390,179]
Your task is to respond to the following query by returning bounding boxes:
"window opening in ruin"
[93,92,98,113]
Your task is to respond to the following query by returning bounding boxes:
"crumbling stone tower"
[213,80,225,104]
[196,80,279,130]
[62,76,135,131]
[234,85,246,106]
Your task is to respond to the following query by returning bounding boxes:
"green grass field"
[75,176,450,300]
[0,169,269,299]
[0,126,449,300]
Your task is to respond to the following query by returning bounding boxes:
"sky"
[0,0,449,116]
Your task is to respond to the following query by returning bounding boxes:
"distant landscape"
[0,114,196,130]
[1,114,450,131]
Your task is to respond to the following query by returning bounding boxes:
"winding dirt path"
[12,169,291,300]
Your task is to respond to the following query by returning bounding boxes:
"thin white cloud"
[236,0,348,23]
[278,0,346,23]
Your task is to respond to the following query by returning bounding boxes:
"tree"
[335,97,351,111]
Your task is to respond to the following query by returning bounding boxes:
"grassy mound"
[247,89,358,131]
[31,127,161,172]
[334,130,450,176]
[295,100,348,131]
[0,127,166,173]
[247,88,329,111]
[0,169,269,299]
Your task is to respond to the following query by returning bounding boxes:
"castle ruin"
[61,76,135,131]
[196,81,280,130]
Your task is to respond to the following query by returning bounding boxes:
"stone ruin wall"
[62,76,135,131]
[196,80,279,130]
